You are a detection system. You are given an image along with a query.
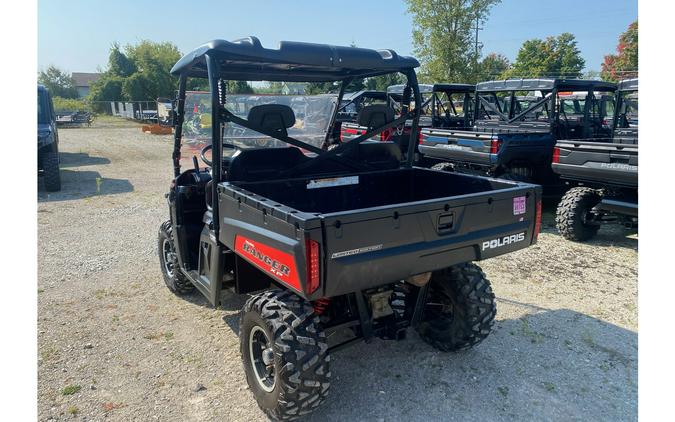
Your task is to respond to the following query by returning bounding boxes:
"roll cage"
[170,37,422,239]
[473,79,618,137]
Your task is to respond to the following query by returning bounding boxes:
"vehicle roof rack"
[476,79,617,92]
[618,78,638,91]
[170,37,419,81]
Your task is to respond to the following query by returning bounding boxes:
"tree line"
[39,1,637,111]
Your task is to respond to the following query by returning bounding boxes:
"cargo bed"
[217,167,541,298]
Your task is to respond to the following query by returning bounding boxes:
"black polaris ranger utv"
[38,84,61,191]
[553,78,638,241]
[159,37,542,420]
[419,79,617,192]
[340,83,475,162]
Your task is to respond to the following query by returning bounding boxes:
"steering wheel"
[199,142,239,167]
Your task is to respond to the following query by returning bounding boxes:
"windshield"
[181,91,337,168]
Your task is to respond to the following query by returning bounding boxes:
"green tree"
[601,21,638,82]
[306,82,338,95]
[503,33,585,79]
[477,53,510,81]
[406,0,501,83]
[366,73,404,91]
[38,66,79,98]
[107,43,136,77]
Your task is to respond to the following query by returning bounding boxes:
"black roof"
[171,37,419,82]
[618,78,638,91]
[476,79,617,92]
[386,83,474,95]
[342,90,387,102]
[432,83,475,93]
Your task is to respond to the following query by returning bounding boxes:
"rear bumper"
[419,144,494,166]
[552,162,637,188]
[598,198,638,217]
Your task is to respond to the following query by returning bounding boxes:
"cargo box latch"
[437,213,454,234]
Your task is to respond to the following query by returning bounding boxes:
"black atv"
[38,85,61,192]
[552,78,638,241]
[159,37,542,421]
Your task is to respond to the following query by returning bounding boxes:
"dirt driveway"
[38,118,637,421]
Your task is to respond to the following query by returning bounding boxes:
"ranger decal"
[234,236,300,290]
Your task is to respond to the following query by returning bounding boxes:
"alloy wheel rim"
[249,325,276,393]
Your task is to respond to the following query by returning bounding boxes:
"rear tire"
[416,263,496,352]
[42,151,61,192]
[240,289,330,421]
[431,162,455,172]
[556,187,602,241]
[158,221,194,295]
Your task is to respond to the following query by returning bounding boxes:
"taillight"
[533,199,542,242]
[306,237,320,294]
[418,130,425,145]
[490,139,501,154]
[552,147,560,164]
[380,128,392,142]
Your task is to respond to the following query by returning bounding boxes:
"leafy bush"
[52,97,88,112]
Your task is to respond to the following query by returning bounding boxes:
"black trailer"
[418,79,617,192]
[553,78,638,241]
[159,37,541,420]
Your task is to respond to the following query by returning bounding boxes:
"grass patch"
[62,384,82,395]
[519,317,545,344]
[38,288,45,294]
[497,386,509,397]
[543,382,556,392]
[67,406,79,415]
[164,332,174,341]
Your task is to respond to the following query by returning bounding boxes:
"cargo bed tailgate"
[320,182,540,297]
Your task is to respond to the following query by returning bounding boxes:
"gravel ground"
[38,117,637,421]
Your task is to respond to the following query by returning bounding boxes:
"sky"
[38,0,637,74]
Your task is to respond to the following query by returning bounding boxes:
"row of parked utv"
[333,77,638,241]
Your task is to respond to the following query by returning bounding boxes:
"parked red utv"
[159,36,542,421]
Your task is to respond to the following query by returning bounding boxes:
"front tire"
[416,263,496,352]
[240,289,330,421]
[42,151,61,192]
[555,187,602,241]
[158,221,194,295]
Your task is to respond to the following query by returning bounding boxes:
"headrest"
[357,105,395,129]
[247,104,296,136]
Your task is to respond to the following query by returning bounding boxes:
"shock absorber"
[313,298,330,315]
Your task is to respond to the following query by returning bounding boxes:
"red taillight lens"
[552,147,560,164]
[306,238,320,294]
[380,128,392,142]
[490,139,501,154]
[418,130,425,145]
[533,199,542,242]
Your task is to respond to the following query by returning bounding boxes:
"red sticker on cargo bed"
[513,196,526,215]
[234,236,300,290]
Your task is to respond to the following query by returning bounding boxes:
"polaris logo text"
[242,240,291,277]
[482,232,526,251]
